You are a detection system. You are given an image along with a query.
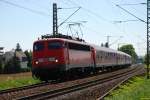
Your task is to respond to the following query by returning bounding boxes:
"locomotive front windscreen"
[48,41,63,49]
[33,41,64,51]
[33,42,44,51]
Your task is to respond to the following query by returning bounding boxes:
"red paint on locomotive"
[32,38,131,81]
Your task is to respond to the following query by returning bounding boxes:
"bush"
[24,50,32,68]
[0,60,2,74]
[21,68,31,72]
[4,59,15,73]
[3,56,21,74]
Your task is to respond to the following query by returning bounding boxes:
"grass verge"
[104,76,150,100]
[0,77,41,90]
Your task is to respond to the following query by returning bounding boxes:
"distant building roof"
[0,47,4,55]
[16,51,27,58]
[0,47,4,50]
[0,51,4,55]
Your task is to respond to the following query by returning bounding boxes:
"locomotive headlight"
[35,61,39,64]
[55,59,58,62]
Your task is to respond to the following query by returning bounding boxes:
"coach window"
[101,56,103,60]
[110,53,112,58]
[107,53,109,58]
[34,42,44,51]
[105,53,107,59]
[97,55,99,59]
[64,42,68,48]
[113,53,115,57]
[117,56,119,60]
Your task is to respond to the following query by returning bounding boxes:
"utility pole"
[147,0,150,79]
[116,3,149,78]
[53,3,58,37]
[52,2,81,38]
[106,35,112,48]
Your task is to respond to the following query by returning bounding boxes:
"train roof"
[34,38,89,46]
[34,38,131,57]
[91,44,131,57]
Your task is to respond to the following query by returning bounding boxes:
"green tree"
[24,50,32,68]
[3,52,21,73]
[16,43,22,51]
[144,54,150,64]
[118,44,137,63]
[13,52,21,72]
[105,42,109,48]
[0,59,2,74]
[4,59,13,73]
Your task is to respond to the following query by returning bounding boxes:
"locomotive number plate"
[48,57,55,61]
[38,58,44,62]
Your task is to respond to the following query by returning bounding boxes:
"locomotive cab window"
[48,41,64,49]
[34,42,44,51]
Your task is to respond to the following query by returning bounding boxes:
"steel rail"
[16,65,143,100]
[0,81,51,95]
[97,67,145,100]
[0,66,134,95]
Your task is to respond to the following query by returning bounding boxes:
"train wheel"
[39,77,49,82]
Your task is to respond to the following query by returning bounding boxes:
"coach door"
[91,47,96,68]
[64,42,70,70]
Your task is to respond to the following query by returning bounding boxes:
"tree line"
[0,43,32,74]
[0,43,147,74]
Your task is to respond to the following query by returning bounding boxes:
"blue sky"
[0,0,146,56]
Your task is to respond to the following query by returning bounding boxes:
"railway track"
[96,65,145,100]
[0,81,51,95]
[14,65,145,100]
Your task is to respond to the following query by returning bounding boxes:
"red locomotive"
[32,36,131,81]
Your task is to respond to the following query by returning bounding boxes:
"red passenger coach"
[32,38,94,80]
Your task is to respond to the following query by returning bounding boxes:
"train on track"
[32,35,132,81]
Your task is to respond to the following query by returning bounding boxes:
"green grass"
[0,77,41,90]
[144,64,150,69]
[104,76,150,100]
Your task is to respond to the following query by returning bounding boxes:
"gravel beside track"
[0,72,32,81]
[0,64,145,100]
[36,64,145,100]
